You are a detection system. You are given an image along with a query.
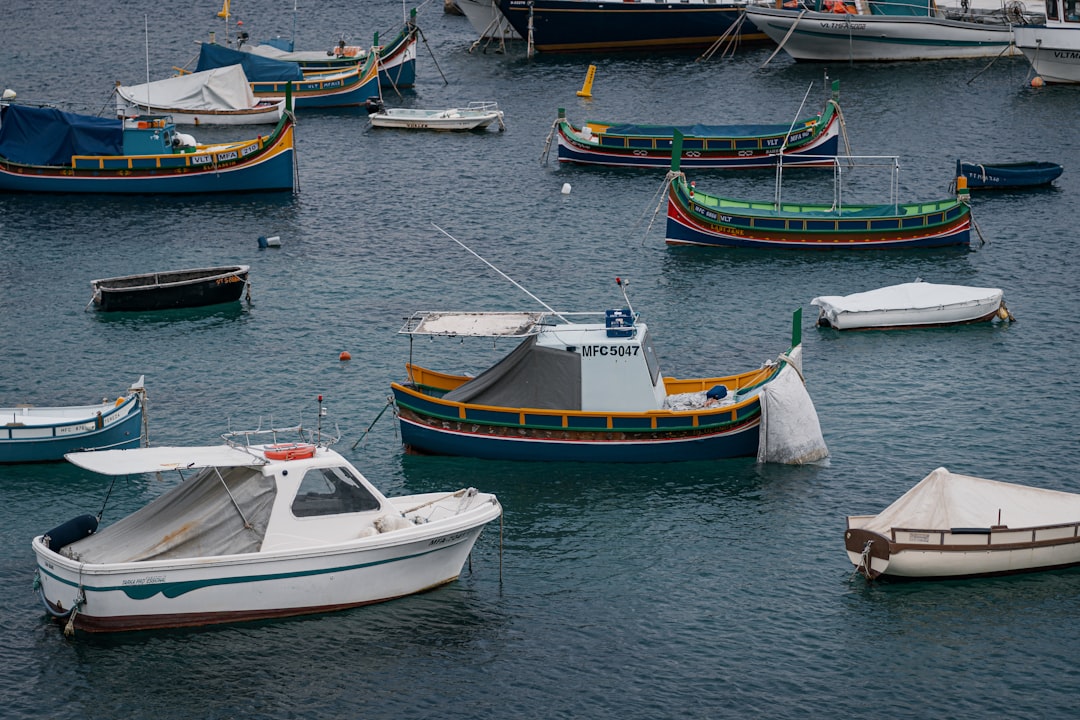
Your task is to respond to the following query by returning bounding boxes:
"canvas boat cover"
[117,65,259,111]
[401,311,547,337]
[860,468,1080,533]
[597,122,801,139]
[756,346,829,465]
[196,42,304,82]
[0,104,122,165]
[59,462,276,563]
[443,335,582,410]
[811,282,1002,315]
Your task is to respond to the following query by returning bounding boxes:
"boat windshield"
[291,466,381,517]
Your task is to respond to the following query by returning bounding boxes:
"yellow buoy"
[576,65,597,98]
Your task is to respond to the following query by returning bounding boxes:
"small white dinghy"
[811,280,1012,330]
[847,468,1080,580]
[32,421,501,633]
[368,100,505,131]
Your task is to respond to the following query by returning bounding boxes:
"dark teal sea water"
[3,1,1080,718]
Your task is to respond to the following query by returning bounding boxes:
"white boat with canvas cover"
[846,468,1080,580]
[811,281,1011,330]
[369,101,506,131]
[116,65,285,126]
[32,422,501,634]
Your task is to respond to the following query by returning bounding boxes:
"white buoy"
[265,235,281,247]
[561,183,572,195]
[2,89,16,101]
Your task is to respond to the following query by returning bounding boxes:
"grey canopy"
[61,465,276,563]
[443,335,582,410]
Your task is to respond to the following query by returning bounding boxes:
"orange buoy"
[263,443,317,461]
[339,351,352,361]
[1031,76,1045,88]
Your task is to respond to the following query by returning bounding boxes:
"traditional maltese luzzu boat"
[391,277,828,464]
[32,425,502,633]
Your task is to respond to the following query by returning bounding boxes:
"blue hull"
[379,59,415,89]
[0,150,294,194]
[399,415,760,463]
[957,160,1064,189]
[0,407,143,463]
[557,135,840,169]
[498,0,766,52]
[664,216,972,249]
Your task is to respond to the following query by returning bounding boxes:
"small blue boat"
[0,378,146,463]
[956,160,1064,190]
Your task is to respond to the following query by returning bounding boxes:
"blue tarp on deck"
[195,43,304,82]
[0,104,123,166]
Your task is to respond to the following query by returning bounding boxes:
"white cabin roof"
[400,311,549,337]
[65,445,266,475]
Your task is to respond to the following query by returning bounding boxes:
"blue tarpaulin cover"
[196,43,304,82]
[0,105,123,166]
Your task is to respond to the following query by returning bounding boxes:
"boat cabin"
[401,310,668,412]
[54,445,401,562]
[121,115,188,155]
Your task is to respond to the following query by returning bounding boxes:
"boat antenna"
[144,15,151,106]
[431,223,569,322]
[616,276,635,317]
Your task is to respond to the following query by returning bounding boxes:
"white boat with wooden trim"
[115,65,285,126]
[368,101,505,131]
[811,281,1012,330]
[32,417,501,633]
[846,467,1080,580]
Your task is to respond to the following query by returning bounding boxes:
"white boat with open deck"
[846,467,1080,580]
[368,100,506,131]
[811,280,1011,330]
[32,409,502,634]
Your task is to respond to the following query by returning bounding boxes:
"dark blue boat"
[957,159,1064,190]
[90,265,250,312]
[497,0,767,53]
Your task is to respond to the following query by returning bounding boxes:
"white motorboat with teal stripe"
[32,422,501,634]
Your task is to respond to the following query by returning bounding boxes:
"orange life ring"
[263,443,317,460]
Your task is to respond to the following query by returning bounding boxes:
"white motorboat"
[116,65,285,126]
[1014,6,1080,84]
[847,467,1080,580]
[368,101,506,131]
[32,424,501,633]
[811,281,1011,330]
[745,0,1027,62]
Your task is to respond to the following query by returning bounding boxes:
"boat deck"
[689,191,958,218]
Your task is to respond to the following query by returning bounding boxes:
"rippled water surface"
[2,1,1079,718]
